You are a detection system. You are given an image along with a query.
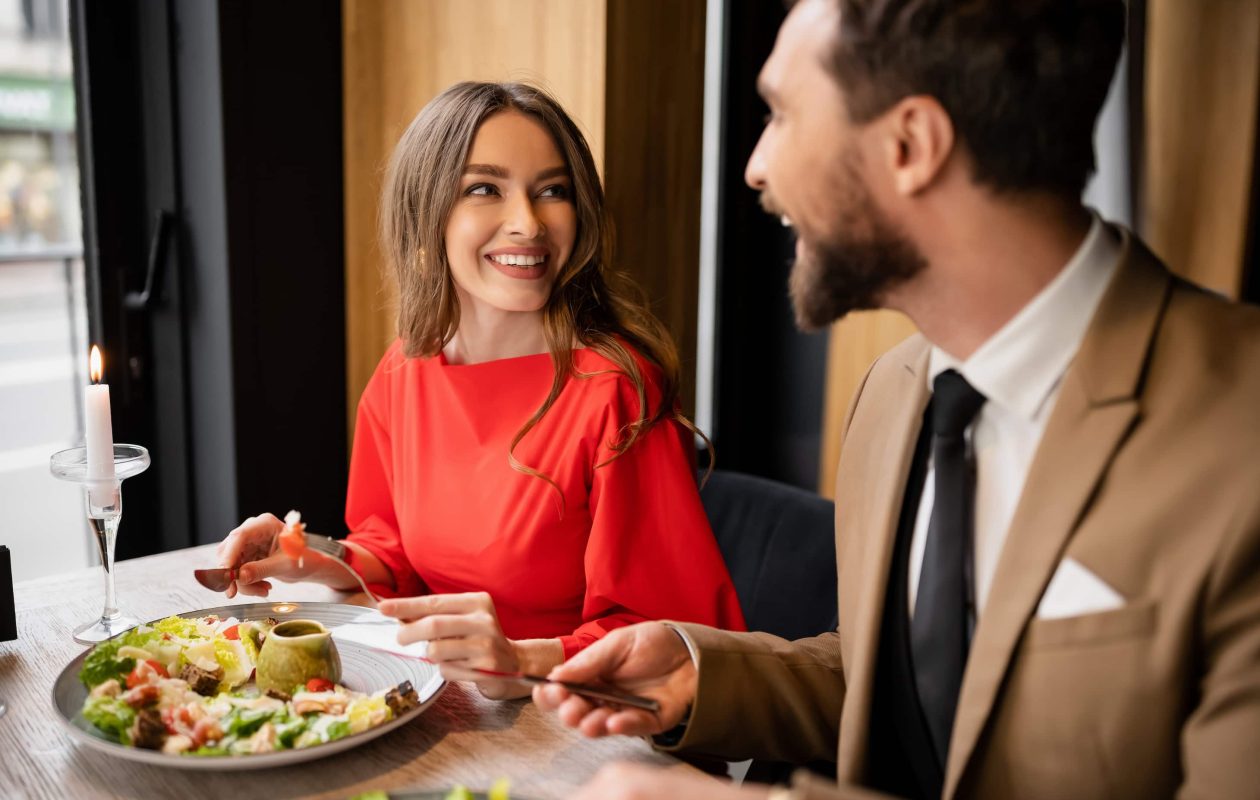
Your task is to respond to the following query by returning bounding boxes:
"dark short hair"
[819,0,1125,197]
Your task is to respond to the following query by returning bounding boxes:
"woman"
[216,82,744,698]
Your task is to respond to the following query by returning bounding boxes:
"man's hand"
[570,763,771,800]
[533,622,697,738]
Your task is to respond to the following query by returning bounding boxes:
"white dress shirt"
[907,215,1121,618]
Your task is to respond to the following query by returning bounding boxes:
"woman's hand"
[379,592,558,700]
[215,512,323,598]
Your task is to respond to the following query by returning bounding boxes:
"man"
[534,0,1260,798]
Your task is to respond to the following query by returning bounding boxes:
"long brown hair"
[380,81,710,500]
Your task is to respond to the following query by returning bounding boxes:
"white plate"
[52,601,445,770]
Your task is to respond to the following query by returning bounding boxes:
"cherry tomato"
[125,659,168,688]
[222,624,240,640]
[305,677,334,693]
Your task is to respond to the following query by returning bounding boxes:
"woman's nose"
[505,192,545,239]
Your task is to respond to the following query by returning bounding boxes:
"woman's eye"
[465,183,499,197]
[539,184,569,199]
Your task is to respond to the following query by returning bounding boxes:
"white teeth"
[780,215,792,228]
[489,254,546,267]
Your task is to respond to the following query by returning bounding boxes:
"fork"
[301,535,385,605]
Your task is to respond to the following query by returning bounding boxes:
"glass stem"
[88,516,121,623]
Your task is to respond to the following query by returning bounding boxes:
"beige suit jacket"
[667,231,1260,799]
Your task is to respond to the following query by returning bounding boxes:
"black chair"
[700,470,838,639]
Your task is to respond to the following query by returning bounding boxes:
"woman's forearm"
[477,638,565,700]
[514,638,565,676]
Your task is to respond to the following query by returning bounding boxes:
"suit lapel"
[837,341,931,782]
[942,231,1174,798]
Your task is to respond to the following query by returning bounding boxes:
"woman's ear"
[881,95,955,197]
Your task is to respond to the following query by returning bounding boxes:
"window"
[0,0,91,580]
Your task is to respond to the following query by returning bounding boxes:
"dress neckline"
[435,349,553,369]
[435,345,594,369]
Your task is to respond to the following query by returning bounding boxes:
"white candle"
[85,345,117,508]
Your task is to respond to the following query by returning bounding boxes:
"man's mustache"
[758,191,784,218]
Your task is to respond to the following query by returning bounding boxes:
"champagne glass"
[49,444,150,643]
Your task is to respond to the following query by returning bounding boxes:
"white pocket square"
[1035,557,1126,620]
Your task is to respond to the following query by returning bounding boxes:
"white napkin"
[1035,557,1125,620]
[330,610,428,659]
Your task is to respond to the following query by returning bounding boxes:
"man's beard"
[776,157,926,331]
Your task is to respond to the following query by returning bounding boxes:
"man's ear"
[879,96,955,197]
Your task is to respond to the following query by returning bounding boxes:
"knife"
[439,663,661,712]
[339,633,662,713]
[193,567,235,592]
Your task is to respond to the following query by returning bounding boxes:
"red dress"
[344,340,745,658]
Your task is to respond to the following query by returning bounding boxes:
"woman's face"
[444,110,577,316]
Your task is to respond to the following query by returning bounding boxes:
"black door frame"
[70,0,348,555]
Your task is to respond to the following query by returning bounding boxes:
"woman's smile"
[484,246,550,280]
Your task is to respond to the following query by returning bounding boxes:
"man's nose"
[745,129,769,190]
[505,191,545,238]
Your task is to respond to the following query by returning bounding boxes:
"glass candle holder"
[49,444,150,643]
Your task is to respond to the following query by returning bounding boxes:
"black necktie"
[911,369,986,766]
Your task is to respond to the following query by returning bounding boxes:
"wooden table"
[0,545,693,799]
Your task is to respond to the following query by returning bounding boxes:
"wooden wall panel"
[818,310,917,497]
[603,0,707,417]
[1142,0,1260,296]
[342,0,607,437]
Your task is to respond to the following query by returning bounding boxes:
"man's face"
[746,0,925,330]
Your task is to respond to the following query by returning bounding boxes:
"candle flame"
[90,345,103,384]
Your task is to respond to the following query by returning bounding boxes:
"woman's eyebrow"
[464,163,508,178]
[462,164,569,181]
[534,166,569,181]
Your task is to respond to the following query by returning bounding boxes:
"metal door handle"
[124,209,174,311]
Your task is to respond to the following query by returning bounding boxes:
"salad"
[78,614,420,755]
[351,780,511,800]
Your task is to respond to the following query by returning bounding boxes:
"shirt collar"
[927,214,1122,421]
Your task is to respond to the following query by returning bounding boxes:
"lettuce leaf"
[118,626,164,650]
[223,706,276,737]
[238,622,261,663]
[82,696,136,743]
[152,615,201,640]
[274,714,309,749]
[189,741,232,757]
[79,639,135,688]
[213,638,251,687]
[347,694,390,734]
[324,718,352,741]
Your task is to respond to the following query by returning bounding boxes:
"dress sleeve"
[558,369,746,659]
[343,349,427,599]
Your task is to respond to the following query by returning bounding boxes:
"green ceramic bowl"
[255,618,343,693]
